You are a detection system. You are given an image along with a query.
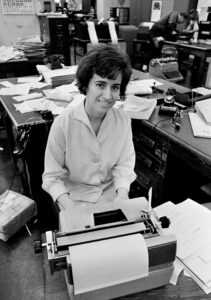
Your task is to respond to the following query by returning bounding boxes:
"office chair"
[161,46,178,59]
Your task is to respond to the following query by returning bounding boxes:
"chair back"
[161,46,178,59]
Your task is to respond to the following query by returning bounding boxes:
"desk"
[0,72,211,215]
[1,74,211,299]
[163,40,211,86]
[0,78,56,229]
[0,58,28,79]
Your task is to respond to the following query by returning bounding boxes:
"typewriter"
[149,57,183,83]
[35,198,176,300]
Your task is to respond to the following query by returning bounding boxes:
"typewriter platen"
[35,198,176,300]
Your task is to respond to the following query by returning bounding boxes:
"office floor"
[0,49,209,299]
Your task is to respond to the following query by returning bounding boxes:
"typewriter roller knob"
[159,216,170,228]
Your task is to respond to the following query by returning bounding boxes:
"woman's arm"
[113,120,137,197]
[42,117,69,201]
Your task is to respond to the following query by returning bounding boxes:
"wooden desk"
[0,58,28,79]
[163,40,211,86]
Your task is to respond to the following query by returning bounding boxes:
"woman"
[42,44,136,210]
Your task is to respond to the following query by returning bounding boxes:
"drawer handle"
[138,134,155,148]
[137,152,153,168]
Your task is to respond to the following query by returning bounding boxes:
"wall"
[96,0,130,21]
[0,0,42,47]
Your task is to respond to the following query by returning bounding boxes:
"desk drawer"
[132,122,169,160]
[134,166,165,205]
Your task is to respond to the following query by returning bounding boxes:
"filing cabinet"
[130,120,170,206]
[39,15,71,65]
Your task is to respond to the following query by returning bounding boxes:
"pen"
[148,187,152,212]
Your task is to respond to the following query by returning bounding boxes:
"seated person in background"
[142,11,188,71]
[42,45,136,211]
[150,11,188,47]
[182,9,199,42]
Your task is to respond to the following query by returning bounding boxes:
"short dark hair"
[76,44,132,98]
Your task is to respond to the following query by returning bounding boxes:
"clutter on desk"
[43,89,73,102]
[192,87,211,96]
[14,35,46,59]
[188,97,211,138]
[115,95,157,120]
[195,98,211,125]
[13,92,44,102]
[126,80,153,95]
[17,75,43,83]
[14,98,67,115]
[0,82,31,96]
[0,81,14,88]
[155,199,211,294]
[0,46,25,62]
[189,112,211,138]
[41,65,78,87]
[0,190,37,241]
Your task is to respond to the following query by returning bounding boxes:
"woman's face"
[85,73,122,117]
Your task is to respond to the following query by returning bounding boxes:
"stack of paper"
[189,98,211,138]
[154,199,211,294]
[195,98,211,125]
[14,35,46,58]
[189,112,211,138]
[115,95,157,120]
[42,66,77,87]
[0,46,25,62]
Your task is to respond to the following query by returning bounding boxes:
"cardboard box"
[0,190,37,241]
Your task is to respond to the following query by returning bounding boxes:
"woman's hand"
[56,193,72,210]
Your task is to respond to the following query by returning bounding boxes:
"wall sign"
[151,0,162,22]
[2,0,34,14]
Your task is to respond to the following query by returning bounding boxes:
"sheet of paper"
[185,256,211,287]
[170,259,184,285]
[155,200,211,260]
[0,81,14,87]
[70,234,149,294]
[56,81,79,93]
[30,82,49,89]
[118,95,157,120]
[17,75,42,83]
[155,199,211,294]
[0,83,31,96]
[189,112,211,138]
[130,79,163,87]
[14,98,50,113]
[13,92,43,102]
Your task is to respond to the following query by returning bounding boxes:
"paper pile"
[189,98,211,138]
[14,35,46,58]
[42,66,78,87]
[155,199,211,294]
[115,95,157,120]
